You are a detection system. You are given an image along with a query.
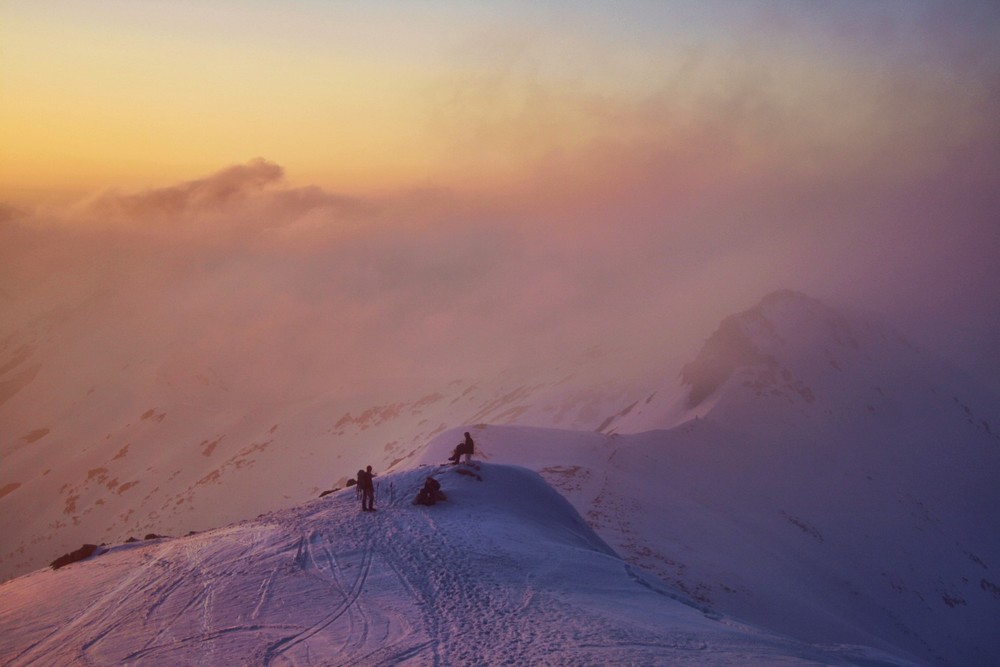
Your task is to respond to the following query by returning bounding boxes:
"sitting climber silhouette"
[448,431,475,464]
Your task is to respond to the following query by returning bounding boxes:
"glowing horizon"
[4,1,997,203]
[2,1,999,388]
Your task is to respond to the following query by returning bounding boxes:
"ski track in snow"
[5,292,998,666]
[261,535,374,664]
[374,507,547,665]
[1,463,930,666]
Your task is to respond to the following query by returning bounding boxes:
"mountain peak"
[679,291,892,411]
[757,288,813,308]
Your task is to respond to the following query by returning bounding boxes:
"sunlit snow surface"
[0,464,913,666]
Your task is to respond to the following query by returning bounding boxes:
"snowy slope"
[2,290,996,665]
[409,292,1000,666]
[0,463,914,666]
[0,335,660,583]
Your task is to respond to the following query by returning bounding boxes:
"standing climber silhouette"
[358,465,375,512]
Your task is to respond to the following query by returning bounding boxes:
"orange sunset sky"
[2,1,999,393]
[2,2,995,200]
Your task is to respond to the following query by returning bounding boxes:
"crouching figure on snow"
[413,476,446,506]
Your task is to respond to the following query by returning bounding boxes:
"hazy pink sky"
[2,1,999,398]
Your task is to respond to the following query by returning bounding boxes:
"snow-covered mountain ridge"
[406,291,1000,665]
[0,463,917,666]
[2,290,998,665]
[646,290,999,434]
[421,414,998,666]
[0,339,659,584]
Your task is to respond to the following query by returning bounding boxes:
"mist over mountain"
[4,2,1000,662]
[1,289,997,665]
[474,290,1000,665]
